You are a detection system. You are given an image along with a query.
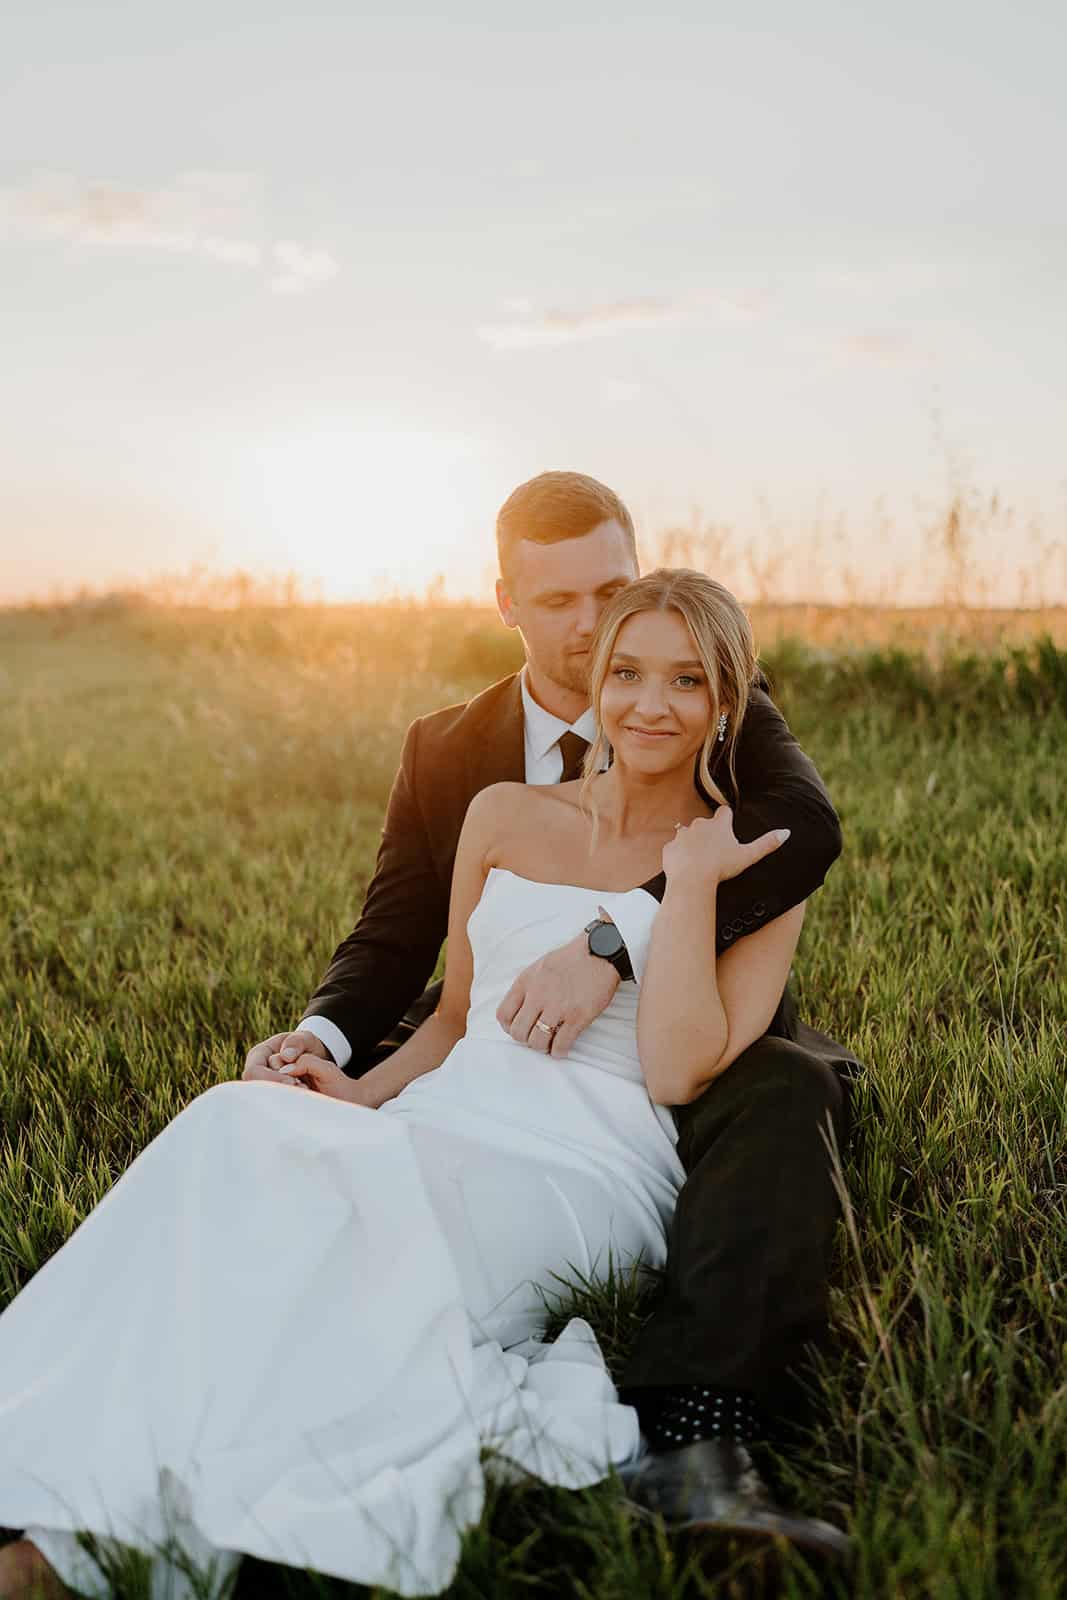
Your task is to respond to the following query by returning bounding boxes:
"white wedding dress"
[0,869,685,1598]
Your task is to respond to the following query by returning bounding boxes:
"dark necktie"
[557,730,590,783]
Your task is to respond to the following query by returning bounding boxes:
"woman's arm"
[284,784,514,1107]
[637,808,805,1106]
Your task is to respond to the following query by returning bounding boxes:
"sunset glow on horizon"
[2,2,1065,609]
[217,426,497,602]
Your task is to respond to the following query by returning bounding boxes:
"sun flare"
[235,427,493,601]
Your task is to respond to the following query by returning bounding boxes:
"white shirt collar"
[519,667,597,761]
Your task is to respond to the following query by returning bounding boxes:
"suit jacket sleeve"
[300,717,451,1062]
[710,681,842,955]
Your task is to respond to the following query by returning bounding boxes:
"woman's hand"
[662,806,790,887]
[276,1055,370,1105]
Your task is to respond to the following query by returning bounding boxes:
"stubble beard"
[554,651,593,700]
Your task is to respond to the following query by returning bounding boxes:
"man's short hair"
[496,471,637,587]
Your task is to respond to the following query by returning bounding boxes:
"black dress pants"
[621,1026,861,1425]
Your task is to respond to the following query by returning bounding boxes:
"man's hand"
[496,923,621,1059]
[242,1029,330,1088]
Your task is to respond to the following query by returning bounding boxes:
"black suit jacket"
[303,670,845,1065]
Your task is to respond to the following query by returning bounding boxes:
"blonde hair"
[578,568,758,819]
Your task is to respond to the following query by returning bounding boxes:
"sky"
[2,0,1065,606]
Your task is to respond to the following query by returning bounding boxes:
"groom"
[244,471,859,1550]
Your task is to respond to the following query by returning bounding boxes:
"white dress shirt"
[519,668,598,785]
[301,669,598,1068]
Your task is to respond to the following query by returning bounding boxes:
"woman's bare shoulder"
[470,780,580,821]
[461,782,590,881]
[463,782,580,846]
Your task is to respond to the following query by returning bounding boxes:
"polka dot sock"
[641,1385,762,1452]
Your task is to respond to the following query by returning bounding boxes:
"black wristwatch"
[584,917,635,982]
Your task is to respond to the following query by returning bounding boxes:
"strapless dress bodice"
[386,866,683,1169]
[466,867,657,1081]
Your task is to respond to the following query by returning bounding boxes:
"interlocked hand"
[242,1028,329,1089]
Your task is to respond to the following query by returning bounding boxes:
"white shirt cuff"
[299,1014,352,1070]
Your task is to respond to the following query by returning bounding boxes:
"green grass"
[2,604,1066,1598]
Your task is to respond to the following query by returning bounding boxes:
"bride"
[0,570,805,1599]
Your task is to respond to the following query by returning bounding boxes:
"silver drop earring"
[717,712,727,743]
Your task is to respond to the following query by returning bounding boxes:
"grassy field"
[2,601,1066,1598]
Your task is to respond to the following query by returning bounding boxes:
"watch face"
[588,921,625,960]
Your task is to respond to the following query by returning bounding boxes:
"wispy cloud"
[602,377,642,404]
[0,170,263,263]
[0,170,337,294]
[815,262,948,299]
[838,331,930,366]
[478,288,765,351]
[270,241,339,295]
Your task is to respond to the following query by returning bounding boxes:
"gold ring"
[534,1020,555,1036]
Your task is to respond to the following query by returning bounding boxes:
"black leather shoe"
[617,1438,851,1560]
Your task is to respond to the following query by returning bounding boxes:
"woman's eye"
[613,667,638,681]
[675,675,701,689]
